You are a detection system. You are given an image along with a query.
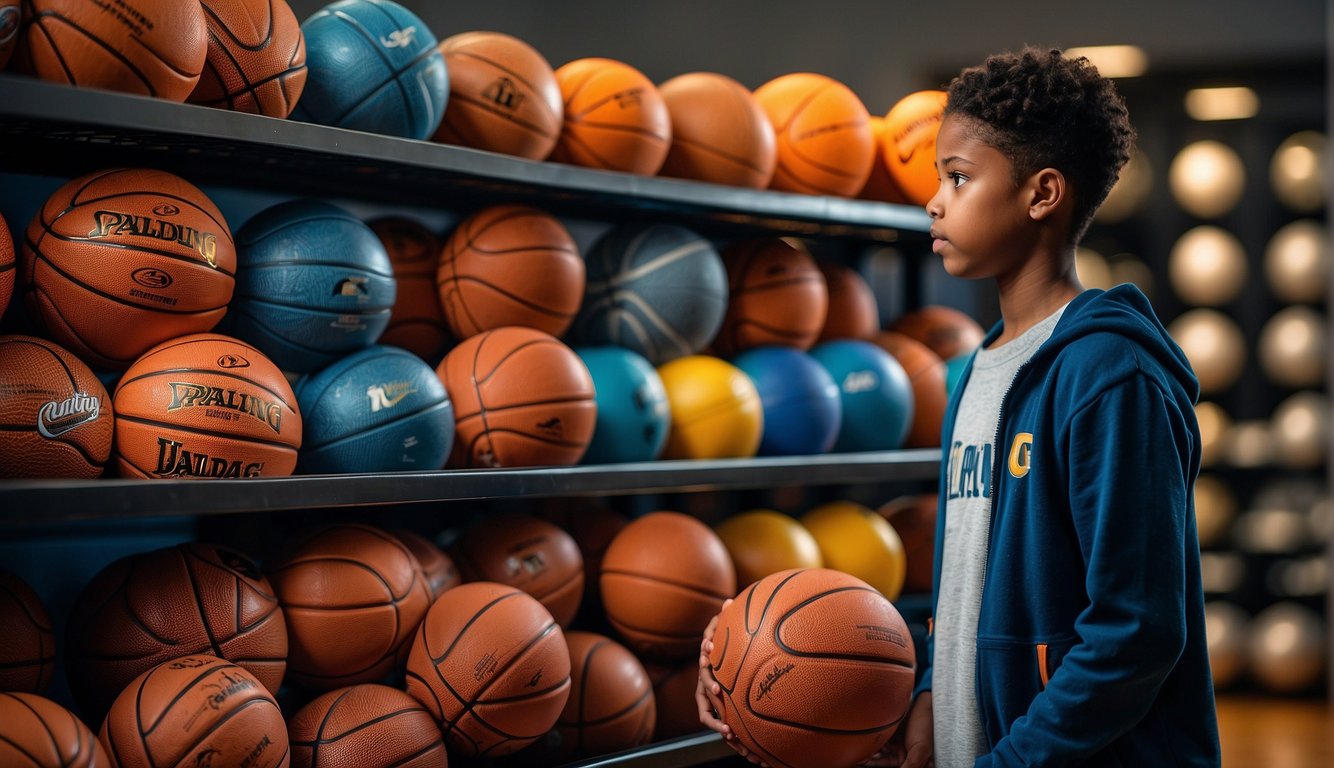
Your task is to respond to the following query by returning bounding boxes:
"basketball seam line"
[233,294,391,317]
[180,550,227,662]
[439,276,578,319]
[28,280,128,370]
[194,62,310,109]
[30,250,232,317]
[446,91,558,135]
[0,655,57,670]
[234,254,391,279]
[453,623,569,750]
[124,335,266,373]
[672,134,769,174]
[298,703,431,746]
[115,413,299,453]
[200,1,276,53]
[381,738,445,767]
[116,366,296,412]
[30,13,161,96]
[302,400,452,454]
[0,692,59,766]
[310,684,358,765]
[152,695,280,764]
[28,13,78,86]
[443,47,555,116]
[324,8,438,129]
[141,661,243,736]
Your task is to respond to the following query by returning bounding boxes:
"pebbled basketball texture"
[0,334,113,479]
[189,0,307,117]
[0,692,108,768]
[657,71,777,189]
[369,216,451,362]
[288,684,447,768]
[0,569,55,693]
[0,213,14,319]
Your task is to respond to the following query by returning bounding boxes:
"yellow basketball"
[715,509,823,587]
[800,500,906,600]
[657,355,763,459]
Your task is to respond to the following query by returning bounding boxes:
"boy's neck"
[990,245,1084,348]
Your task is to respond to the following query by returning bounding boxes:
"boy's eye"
[949,172,968,188]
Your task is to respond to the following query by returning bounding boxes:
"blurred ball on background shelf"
[859,116,910,204]
[1269,391,1328,469]
[1257,306,1325,388]
[887,305,986,362]
[1199,552,1246,594]
[1107,254,1155,299]
[656,355,763,459]
[1195,401,1232,467]
[432,30,563,160]
[1246,602,1326,695]
[551,57,672,175]
[576,346,670,464]
[754,72,875,197]
[714,509,824,588]
[1095,148,1152,224]
[0,691,109,767]
[1222,420,1274,468]
[369,216,451,362]
[1264,219,1329,303]
[1310,498,1334,544]
[551,631,656,760]
[1167,226,1247,305]
[800,500,906,601]
[1167,309,1245,394]
[646,662,703,741]
[1074,247,1113,290]
[449,513,584,628]
[714,237,828,357]
[1203,601,1249,690]
[879,90,948,206]
[1168,140,1246,218]
[0,214,12,319]
[1232,507,1310,555]
[657,72,777,189]
[1193,473,1238,550]
[1270,130,1326,212]
[732,346,841,457]
[810,340,914,453]
[944,352,970,396]
[877,493,937,595]
[289,683,447,768]
[1267,556,1328,599]
[816,260,879,342]
[871,331,946,448]
[0,335,113,480]
[0,0,18,71]
[190,0,307,117]
[392,529,459,601]
[0,570,54,693]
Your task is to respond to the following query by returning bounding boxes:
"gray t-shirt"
[933,305,1065,768]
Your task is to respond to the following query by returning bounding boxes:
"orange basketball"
[645,661,703,740]
[552,631,655,759]
[707,568,916,768]
[0,1,18,71]
[99,654,288,768]
[0,214,13,318]
[189,0,306,117]
[535,499,628,618]
[449,513,584,628]
[551,57,672,175]
[0,570,54,693]
[0,692,108,768]
[392,529,460,601]
[0,335,112,479]
[882,90,948,206]
[436,326,597,468]
[713,237,828,357]
[268,523,432,691]
[370,217,451,362]
[887,305,986,361]
[64,542,287,723]
[753,72,875,197]
[433,30,563,160]
[437,205,584,339]
[872,330,947,448]
[600,511,736,661]
[111,333,301,479]
[405,581,571,757]
[878,493,938,595]
[817,260,879,341]
[289,684,447,768]
[22,168,236,370]
[657,71,776,189]
[859,115,912,204]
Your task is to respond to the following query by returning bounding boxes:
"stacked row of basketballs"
[1,0,944,204]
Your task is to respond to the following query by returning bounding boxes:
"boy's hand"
[695,599,770,766]
[869,691,933,768]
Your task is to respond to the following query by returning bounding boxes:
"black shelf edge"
[0,450,941,524]
[0,76,933,240]
[561,732,733,768]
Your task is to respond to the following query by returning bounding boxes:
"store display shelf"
[0,75,932,241]
[0,449,940,525]
[563,732,732,768]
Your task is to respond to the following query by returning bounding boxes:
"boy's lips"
[931,230,946,253]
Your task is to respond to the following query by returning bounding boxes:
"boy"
[699,47,1221,767]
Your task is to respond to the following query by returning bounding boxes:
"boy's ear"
[1027,167,1067,221]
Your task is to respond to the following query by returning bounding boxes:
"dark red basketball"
[0,569,55,693]
[371,217,451,362]
[189,0,306,117]
[289,684,447,768]
[551,631,655,759]
[0,692,108,767]
[713,237,828,357]
[449,513,584,628]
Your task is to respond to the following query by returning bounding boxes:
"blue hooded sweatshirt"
[918,285,1221,767]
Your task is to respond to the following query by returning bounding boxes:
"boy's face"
[927,115,1036,279]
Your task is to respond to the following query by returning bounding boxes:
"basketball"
[437,205,584,339]
[732,346,841,456]
[432,30,563,160]
[753,72,875,197]
[572,222,728,365]
[189,0,307,117]
[295,345,454,474]
[881,90,949,206]
[713,237,829,356]
[448,513,585,628]
[535,499,629,622]
[706,568,916,768]
[0,214,13,318]
[0,1,18,71]
[552,631,656,759]
[21,168,236,370]
[0,335,113,479]
[436,326,597,468]
[64,542,287,722]
[551,57,672,175]
[801,501,907,600]
[16,0,206,100]
[369,217,451,362]
[404,581,572,757]
[230,199,396,373]
[656,355,763,460]
[872,330,947,448]
[817,260,879,341]
[289,684,447,768]
[600,510,736,660]
[714,509,824,588]
[576,346,671,464]
[268,523,432,690]
[111,333,302,479]
[859,116,911,204]
[0,692,108,768]
[657,71,777,189]
[0,570,54,693]
[392,529,460,601]
[878,493,938,595]
[887,304,987,361]
[100,654,288,768]
[809,339,914,452]
[646,662,702,740]
[293,0,447,139]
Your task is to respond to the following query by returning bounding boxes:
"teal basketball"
[576,346,670,464]
[808,340,914,452]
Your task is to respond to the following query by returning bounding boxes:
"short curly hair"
[945,47,1136,244]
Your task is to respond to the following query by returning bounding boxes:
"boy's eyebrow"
[939,155,974,166]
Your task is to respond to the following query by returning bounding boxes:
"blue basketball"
[295,345,454,473]
[572,223,728,365]
[293,0,448,139]
[576,346,670,464]
[944,352,971,396]
[809,339,914,452]
[733,346,841,456]
[231,200,396,373]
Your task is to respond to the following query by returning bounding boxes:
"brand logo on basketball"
[483,77,526,110]
[894,115,943,163]
[755,662,796,701]
[203,671,256,711]
[0,8,19,45]
[192,748,220,768]
[857,623,908,647]
[36,392,101,438]
[152,203,181,217]
[169,657,214,670]
[88,210,219,267]
[154,438,265,478]
[535,417,563,437]
[333,277,369,297]
[474,652,499,681]
[613,88,645,109]
[166,382,284,433]
[238,735,272,768]
[842,370,878,393]
[131,267,174,289]
[331,314,368,332]
[526,669,543,687]
[380,26,417,49]
[367,381,417,412]
[217,354,250,369]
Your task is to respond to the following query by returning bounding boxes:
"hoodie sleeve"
[979,372,1193,767]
